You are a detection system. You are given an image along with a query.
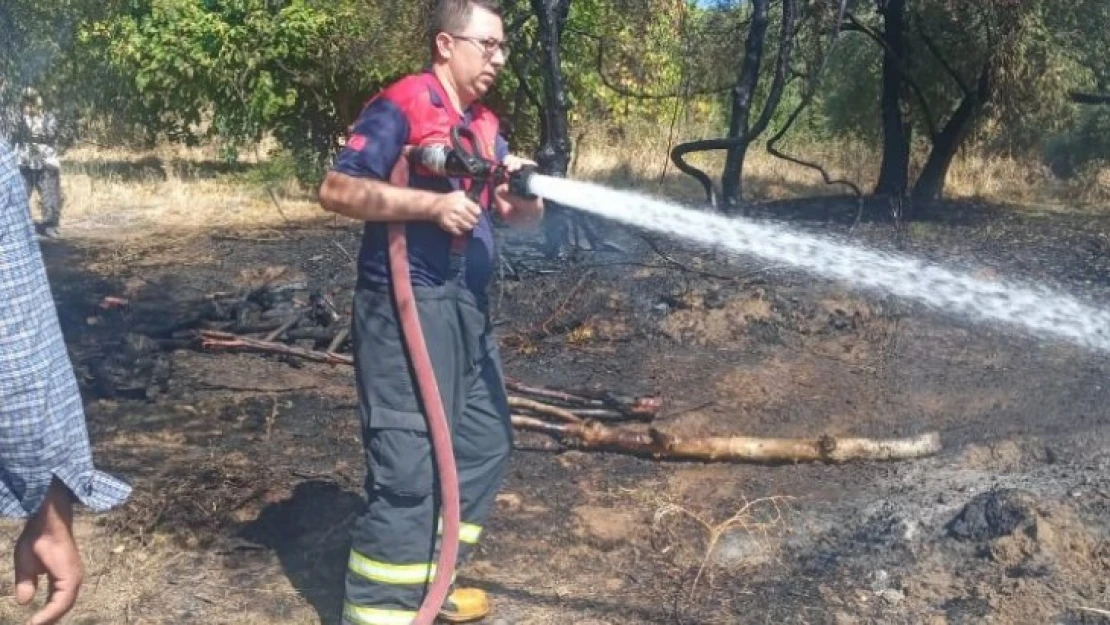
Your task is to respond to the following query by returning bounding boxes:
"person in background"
[12,87,64,239]
[0,138,131,624]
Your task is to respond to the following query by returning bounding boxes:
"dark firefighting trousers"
[20,167,63,228]
[342,282,513,625]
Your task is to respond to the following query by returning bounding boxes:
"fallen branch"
[505,377,663,420]
[510,416,941,464]
[199,330,353,366]
[508,397,582,424]
[504,378,601,406]
[327,325,350,354]
[194,330,941,464]
[265,313,304,341]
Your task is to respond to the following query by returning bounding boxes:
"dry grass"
[568,120,1110,210]
[53,143,329,239]
[0,518,324,625]
[40,122,1107,243]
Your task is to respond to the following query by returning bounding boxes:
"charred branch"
[670,0,802,211]
[765,0,862,197]
[911,64,992,202]
[189,327,938,464]
[199,330,354,366]
[568,27,735,101]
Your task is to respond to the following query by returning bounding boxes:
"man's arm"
[318,97,480,235]
[0,141,130,625]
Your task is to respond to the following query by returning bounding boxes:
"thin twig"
[327,325,350,354]
[333,241,356,263]
[265,313,304,341]
[266,187,294,227]
[540,270,594,335]
[508,397,583,424]
[640,235,741,281]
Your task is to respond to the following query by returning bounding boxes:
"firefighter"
[317,1,544,623]
[13,87,64,239]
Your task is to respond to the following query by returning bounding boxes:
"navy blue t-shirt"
[332,72,509,296]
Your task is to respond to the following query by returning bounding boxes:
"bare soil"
[2,195,1109,625]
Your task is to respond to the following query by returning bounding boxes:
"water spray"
[514,171,1110,355]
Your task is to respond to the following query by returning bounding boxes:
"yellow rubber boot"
[437,588,490,623]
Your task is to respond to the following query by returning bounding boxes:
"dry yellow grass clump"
[52,143,327,238]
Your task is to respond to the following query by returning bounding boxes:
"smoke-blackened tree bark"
[720,0,769,211]
[912,65,991,202]
[875,0,911,197]
[670,0,797,212]
[529,0,578,257]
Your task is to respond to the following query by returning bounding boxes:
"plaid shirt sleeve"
[0,140,131,517]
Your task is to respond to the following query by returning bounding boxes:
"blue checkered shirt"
[0,140,131,517]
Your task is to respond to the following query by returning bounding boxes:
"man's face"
[443,6,507,102]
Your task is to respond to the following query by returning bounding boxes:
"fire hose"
[387,125,535,624]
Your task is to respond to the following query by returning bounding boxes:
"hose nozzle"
[508,165,537,200]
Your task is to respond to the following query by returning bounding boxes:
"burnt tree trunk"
[912,65,991,203]
[530,0,580,257]
[720,0,770,211]
[875,0,911,198]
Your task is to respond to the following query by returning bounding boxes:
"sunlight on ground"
[54,144,331,238]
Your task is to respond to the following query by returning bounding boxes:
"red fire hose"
[386,159,461,625]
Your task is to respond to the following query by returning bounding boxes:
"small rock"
[496,492,523,510]
[833,612,858,625]
[947,488,1039,541]
[1070,489,1084,499]
[879,589,905,605]
[572,506,637,547]
[869,570,891,592]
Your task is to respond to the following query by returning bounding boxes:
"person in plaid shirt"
[0,138,130,624]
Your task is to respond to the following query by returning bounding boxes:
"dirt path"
[1,200,1109,625]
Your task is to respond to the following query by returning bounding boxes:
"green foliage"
[1043,106,1110,178]
[6,0,1108,194]
[78,0,428,184]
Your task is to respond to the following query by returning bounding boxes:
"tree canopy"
[1,0,1106,210]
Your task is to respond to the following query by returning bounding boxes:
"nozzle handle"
[508,166,537,200]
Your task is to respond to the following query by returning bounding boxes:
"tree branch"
[765,0,862,197]
[566,27,735,101]
[843,11,939,141]
[746,0,799,141]
[916,25,970,94]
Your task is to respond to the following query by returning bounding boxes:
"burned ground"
[1,195,1109,625]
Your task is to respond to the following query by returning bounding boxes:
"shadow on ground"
[240,480,363,625]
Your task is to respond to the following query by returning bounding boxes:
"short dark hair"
[428,0,503,57]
